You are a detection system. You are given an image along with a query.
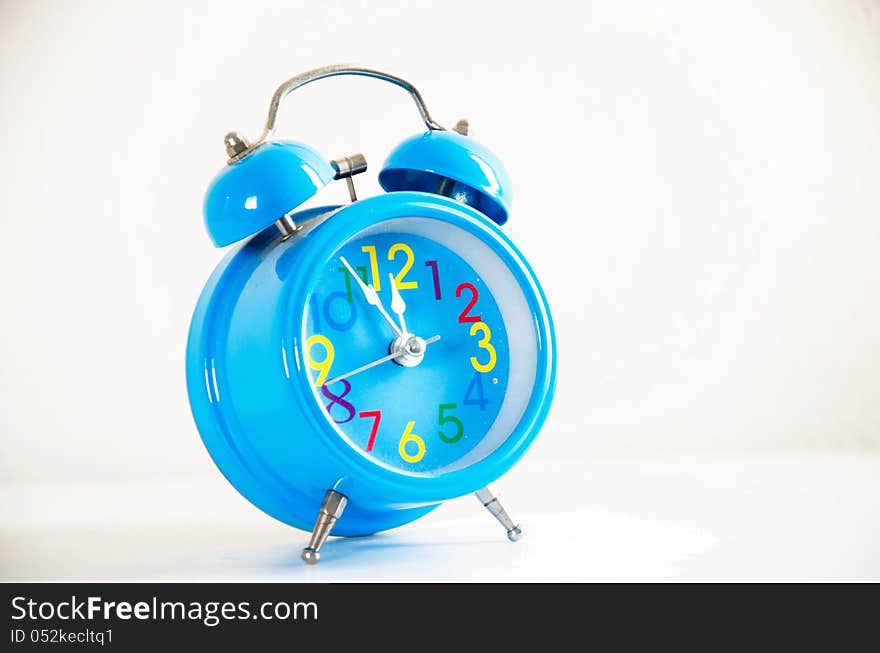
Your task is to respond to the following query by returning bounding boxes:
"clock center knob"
[391,335,427,368]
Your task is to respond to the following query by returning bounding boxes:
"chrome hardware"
[331,153,368,202]
[225,65,446,163]
[301,489,349,565]
[475,487,523,542]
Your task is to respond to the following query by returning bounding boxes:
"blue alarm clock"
[186,65,556,563]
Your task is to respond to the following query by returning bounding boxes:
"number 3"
[469,322,496,373]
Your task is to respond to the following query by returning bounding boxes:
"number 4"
[463,372,488,411]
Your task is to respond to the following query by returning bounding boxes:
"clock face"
[300,217,537,476]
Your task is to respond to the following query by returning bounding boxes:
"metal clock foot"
[474,487,522,542]
[301,489,349,564]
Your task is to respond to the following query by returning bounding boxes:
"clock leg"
[301,489,349,565]
[474,487,523,542]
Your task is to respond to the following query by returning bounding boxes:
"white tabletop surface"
[2,452,878,582]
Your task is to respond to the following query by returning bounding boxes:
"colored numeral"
[308,294,321,331]
[463,371,489,411]
[438,403,464,443]
[388,243,418,289]
[305,334,334,386]
[425,260,441,300]
[354,243,420,293]
[337,265,368,303]
[321,379,356,423]
[311,290,357,332]
[361,245,381,291]
[325,291,356,330]
[398,421,426,463]
[455,282,482,323]
[468,322,497,373]
[358,410,382,452]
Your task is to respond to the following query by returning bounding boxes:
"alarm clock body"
[186,191,555,536]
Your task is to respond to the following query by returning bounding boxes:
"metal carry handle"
[263,65,445,136]
[226,65,445,161]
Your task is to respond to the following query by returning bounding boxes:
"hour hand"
[339,256,403,337]
[388,272,408,336]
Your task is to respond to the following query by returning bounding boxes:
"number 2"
[388,243,418,290]
[455,282,481,323]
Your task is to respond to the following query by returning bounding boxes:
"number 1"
[361,245,380,291]
[425,260,441,300]
[337,265,367,303]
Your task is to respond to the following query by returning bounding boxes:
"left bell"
[203,140,335,247]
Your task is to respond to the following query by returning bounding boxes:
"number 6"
[398,421,425,463]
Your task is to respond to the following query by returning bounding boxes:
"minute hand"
[339,256,403,337]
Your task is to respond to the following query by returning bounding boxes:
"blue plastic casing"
[379,131,511,225]
[203,141,335,247]
[186,192,555,536]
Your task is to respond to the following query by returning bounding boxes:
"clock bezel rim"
[282,191,556,502]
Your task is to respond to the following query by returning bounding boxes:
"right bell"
[378,130,512,225]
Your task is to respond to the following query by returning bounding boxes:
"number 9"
[305,334,335,386]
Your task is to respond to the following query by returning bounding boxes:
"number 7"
[358,410,382,451]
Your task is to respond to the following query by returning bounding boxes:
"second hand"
[323,335,441,386]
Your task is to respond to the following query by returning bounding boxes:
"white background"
[1,0,879,580]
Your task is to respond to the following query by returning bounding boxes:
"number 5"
[469,322,496,373]
[438,403,464,443]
